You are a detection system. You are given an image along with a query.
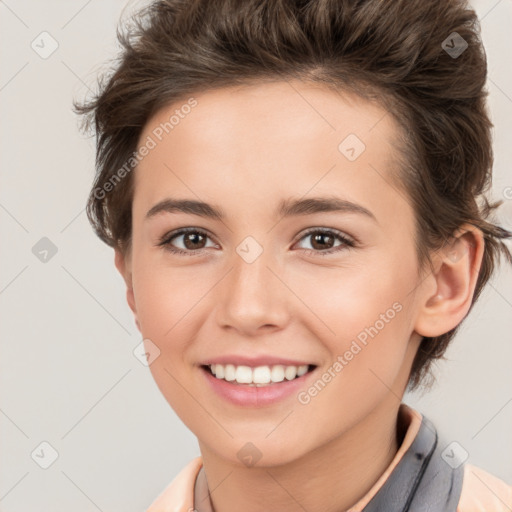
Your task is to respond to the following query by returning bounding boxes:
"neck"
[197,395,404,512]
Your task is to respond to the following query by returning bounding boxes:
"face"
[119,80,430,466]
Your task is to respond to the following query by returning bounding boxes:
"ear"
[414,223,485,338]
[114,248,141,332]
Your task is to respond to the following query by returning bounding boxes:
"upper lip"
[200,355,316,368]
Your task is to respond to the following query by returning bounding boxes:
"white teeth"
[209,363,311,385]
[215,364,225,379]
[224,364,236,381]
[235,365,253,384]
[284,366,297,380]
[297,365,308,377]
[253,366,271,384]
[270,365,285,382]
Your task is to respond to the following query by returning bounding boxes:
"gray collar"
[193,412,464,512]
[363,413,464,511]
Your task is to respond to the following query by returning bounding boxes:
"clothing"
[146,404,512,511]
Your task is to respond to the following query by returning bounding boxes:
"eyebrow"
[145,196,377,222]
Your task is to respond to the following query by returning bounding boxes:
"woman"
[75,0,512,510]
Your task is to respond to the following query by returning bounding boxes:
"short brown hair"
[74,0,512,389]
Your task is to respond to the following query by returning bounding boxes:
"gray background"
[0,1,511,511]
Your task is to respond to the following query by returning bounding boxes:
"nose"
[215,246,291,336]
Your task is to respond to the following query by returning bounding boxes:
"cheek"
[132,260,206,425]
[293,284,414,439]
[132,255,207,339]
[287,249,413,339]
[290,252,416,391]
[130,257,197,378]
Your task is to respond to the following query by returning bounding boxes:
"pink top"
[146,405,512,511]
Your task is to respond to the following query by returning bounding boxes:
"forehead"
[134,80,407,223]
[140,79,396,154]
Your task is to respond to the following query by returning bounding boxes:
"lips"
[198,354,318,407]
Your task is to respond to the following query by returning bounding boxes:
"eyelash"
[157,227,356,257]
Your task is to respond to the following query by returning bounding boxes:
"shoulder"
[145,456,202,512]
[457,463,512,512]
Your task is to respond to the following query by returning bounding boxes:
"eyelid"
[294,226,355,245]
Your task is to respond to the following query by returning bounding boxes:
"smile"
[205,363,313,386]
[200,362,317,407]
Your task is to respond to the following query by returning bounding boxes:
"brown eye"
[295,228,354,256]
[158,228,217,255]
[181,232,207,250]
[310,232,335,250]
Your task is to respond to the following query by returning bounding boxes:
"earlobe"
[414,224,484,338]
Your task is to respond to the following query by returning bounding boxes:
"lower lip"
[200,366,315,407]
